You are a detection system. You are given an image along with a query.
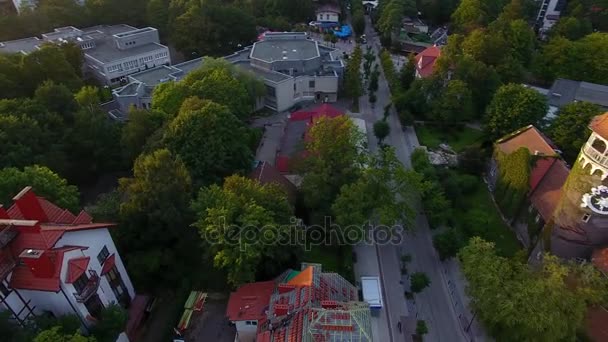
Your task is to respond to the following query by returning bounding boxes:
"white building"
[104,32,344,119]
[315,4,341,23]
[0,187,135,331]
[536,0,567,35]
[0,25,171,85]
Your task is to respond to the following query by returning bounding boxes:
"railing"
[0,250,16,281]
[73,271,100,303]
[583,144,608,167]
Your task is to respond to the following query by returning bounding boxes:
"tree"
[548,102,603,163]
[430,79,474,124]
[373,120,390,143]
[433,228,464,260]
[399,54,416,90]
[66,107,124,182]
[121,109,169,162]
[146,0,170,34]
[459,237,608,341]
[193,175,297,287]
[301,115,365,222]
[34,80,77,121]
[118,149,201,291]
[451,0,487,33]
[416,320,429,337]
[410,272,431,293]
[344,46,363,101]
[34,327,96,342]
[332,148,422,237]
[0,165,79,212]
[163,100,254,186]
[21,44,83,95]
[352,10,366,35]
[74,86,101,112]
[90,304,127,342]
[551,17,593,40]
[485,84,548,139]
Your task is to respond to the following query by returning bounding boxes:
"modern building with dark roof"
[0,25,171,85]
[227,263,372,342]
[0,187,135,333]
[489,113,608,260]
[548,79,608,110]
[104,32,344,119]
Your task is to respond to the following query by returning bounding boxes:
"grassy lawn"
[416,124,485,152]
[457,184,522,257]
[303,245,354,283]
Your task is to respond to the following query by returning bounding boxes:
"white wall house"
[0,187,135,334]
[315,5,341,23]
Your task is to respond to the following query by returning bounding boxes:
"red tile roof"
[529,159,569,221]
[590,112,608,140]
[497,125,557,157]
[226,280,275,321]
[592,247,608,274]
[66,257,90,283]
[586,306,608,342]
[415,46,441,78]
[529,158,557,192]
[1,187,115,291]
[250,161,297,202]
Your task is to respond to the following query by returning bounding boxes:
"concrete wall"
[113,28,159,50]
[99,48,170,84]
[317,12,339,22]
[234,320,258,342]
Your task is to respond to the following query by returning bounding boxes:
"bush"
[458,146,486,175]
[416,320,428,336]
[398,110,414,126]
[410,272,431,293]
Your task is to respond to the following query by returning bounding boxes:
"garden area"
[304,245,355,283]
[415,124,485,152]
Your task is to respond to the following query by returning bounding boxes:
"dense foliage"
[460,237,608,341]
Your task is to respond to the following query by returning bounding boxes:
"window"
[73,273,89,294]
[293,83,296,91]
[245,321,257,326]
[97,246,109,265]
[582,213,591,222]
[265,85,276,97]
[106,266,119,282]
[0,282,10,296]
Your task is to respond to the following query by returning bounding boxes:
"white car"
[309,21,320,27]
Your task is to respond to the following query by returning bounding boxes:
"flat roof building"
[0,25,171,85]
[104,32,344,119]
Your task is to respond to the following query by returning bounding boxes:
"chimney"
[274,304,288,316]
[0,205,8,219]
[13,187,47,222]
[19,249,55,278]
[278,284,295,294]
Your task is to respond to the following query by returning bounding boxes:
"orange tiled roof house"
[488,113,608,260]
[0,187,135,331]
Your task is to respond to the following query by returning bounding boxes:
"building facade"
[104,32,344,119]
[315,4,341,23]
[0,187,135,330]
[0,25,171,85]
[535,0,567,35]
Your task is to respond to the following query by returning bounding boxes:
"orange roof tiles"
[287,265,313,287]
[530,159,569,221]
[590,112,608,140]
[415,46,441,78]
[226,280,275,321]
[497,126,557,157]
[592,247,608,274]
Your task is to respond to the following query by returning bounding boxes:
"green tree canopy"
[163,100,254,186]
[460,237,608,341]
[193,175,296,287]
[34,327,96,342]
[373,120,391,143]
[89,304,127,342]
[547,102,603,163]
[34,80,77,121]
[121,108,169,162]
[0,165,79,212]
[118,149,201,291]
[300,115,365,222]
[430,79,474,123]
[485,83,548,139]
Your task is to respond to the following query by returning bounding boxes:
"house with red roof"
[490,114,608,259]
[414,45,441,79]
[276,103,367,174]
[227,263,372,342]
[0,187,135,332]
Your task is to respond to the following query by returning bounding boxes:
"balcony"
[73,270,100,303]
[584,143,608,168]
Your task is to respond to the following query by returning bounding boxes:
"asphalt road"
[359,16,468,342]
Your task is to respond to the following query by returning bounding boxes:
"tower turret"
[550,113,608,258]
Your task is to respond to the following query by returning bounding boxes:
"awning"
[66,257,90,283]
[100,253,116,275]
